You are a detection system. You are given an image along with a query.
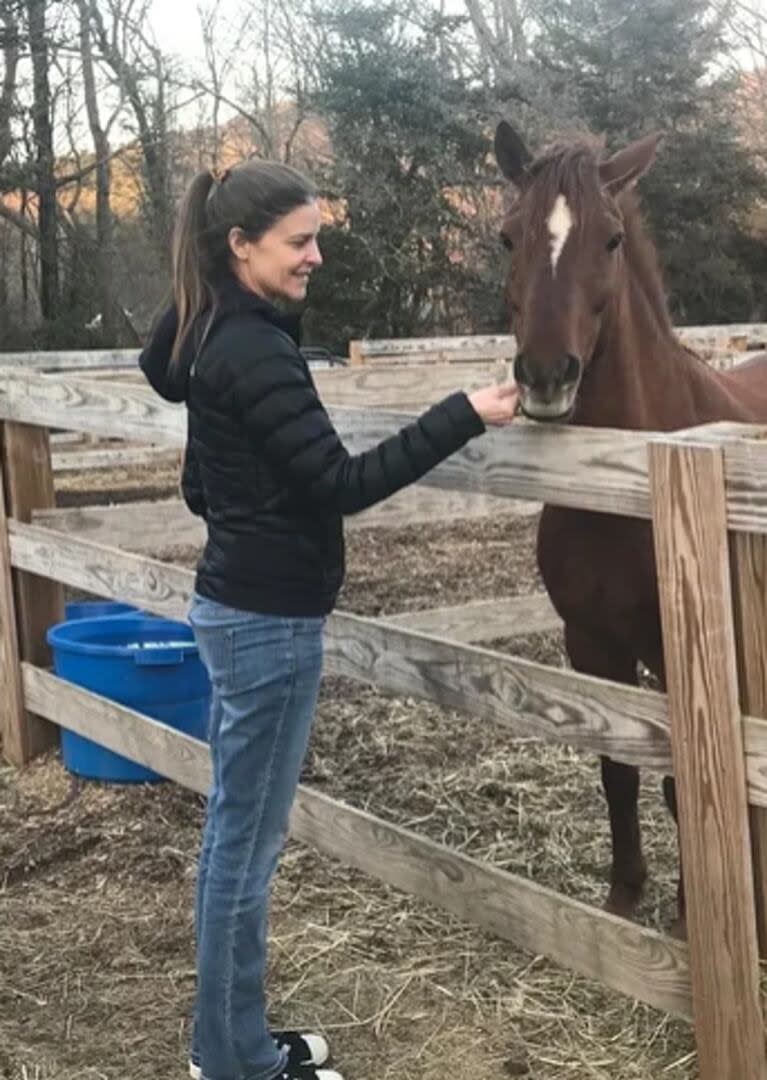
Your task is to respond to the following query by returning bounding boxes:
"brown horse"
[493,120,767,927]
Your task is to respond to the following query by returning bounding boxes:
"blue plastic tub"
[47,615,210,783]
[65,600,140,621]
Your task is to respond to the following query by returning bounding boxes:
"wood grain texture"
[0,371,185,445]
[382,592,561,642]
[8,521,193,620]
[20,661,693,1020]
[323,611,676,767]
[33,490,538,556]
[649,438,767,1080]
[354,333,517,363]
[11,521,767,805]
[315,360,508,408]
[52,446,182,472]
[0,461,26,765]
[730,530,767,956]
[6,372,767,530]
[7,523,671,770]
[0,348,138,369]
[1,423,62,761]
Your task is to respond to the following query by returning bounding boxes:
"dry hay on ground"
[1,495,697,1079]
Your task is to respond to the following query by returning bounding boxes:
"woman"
[139,159,519,1080]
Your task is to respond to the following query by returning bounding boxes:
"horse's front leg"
[565,623,647,918]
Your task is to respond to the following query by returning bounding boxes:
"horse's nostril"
[564,354,582,385]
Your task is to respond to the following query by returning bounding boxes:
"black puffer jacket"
[139,279,485,616]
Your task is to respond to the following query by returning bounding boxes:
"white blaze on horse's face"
[547,194,573,276]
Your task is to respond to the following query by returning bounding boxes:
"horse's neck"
[573,273,726,432]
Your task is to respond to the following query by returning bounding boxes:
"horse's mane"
[523,141,674,337]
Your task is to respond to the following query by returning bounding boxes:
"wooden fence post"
[730,528,767,957]
[0,452,26,765]
[348,340,365,367]
[649,435,767,1080]
[0,422,64,764]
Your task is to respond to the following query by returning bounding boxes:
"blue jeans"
[188,593,325,1080]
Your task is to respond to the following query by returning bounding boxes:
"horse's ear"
[599,132,664,195]
[494,121,533,187]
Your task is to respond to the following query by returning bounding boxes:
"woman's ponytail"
[170,171,216,364]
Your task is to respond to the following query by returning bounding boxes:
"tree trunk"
[26,0,58,322]
[87,1,172,265]
[77,0,120,342]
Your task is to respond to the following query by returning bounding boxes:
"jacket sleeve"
[231,346,485,515]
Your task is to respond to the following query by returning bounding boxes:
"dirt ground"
[0,467,697,1080]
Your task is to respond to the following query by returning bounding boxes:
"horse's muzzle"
[514,352,582,422]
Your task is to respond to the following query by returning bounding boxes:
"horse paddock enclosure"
[3,338,767,1079]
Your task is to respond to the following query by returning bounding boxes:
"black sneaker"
[189,1030,335,1079]
[198,1065,342,1080]
[273,1031,331,1068]
[274,1066,343,1080]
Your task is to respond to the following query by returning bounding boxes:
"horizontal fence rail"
[8,518,767,806]
[350,324,767,365]
[4,371,767,531]
[20,661,693,1020]
[31,490,538,548]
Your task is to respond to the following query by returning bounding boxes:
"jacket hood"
[138,278,302,404]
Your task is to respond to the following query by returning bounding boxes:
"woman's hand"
[468,382,520,427]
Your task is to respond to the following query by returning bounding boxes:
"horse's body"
[494,122,767,923]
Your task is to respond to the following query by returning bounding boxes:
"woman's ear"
[228,226,250,262]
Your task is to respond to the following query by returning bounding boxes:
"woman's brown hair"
[170,160,317,362]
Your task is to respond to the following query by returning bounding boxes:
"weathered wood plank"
[7,524,673,771]
[383,593,560,642]
[354,334,517,364]
[730,530,767,957]
[6,372,767,531]
[315,360,508,408]
[10,520,767,806]
[21,661,693,1020]
[0,349,138,370]
[676,324,767,349]
[50,431,88,445]
[0,459,25,765]
[1,424,63,761]
[0,371,185,445]
[8,521,194,619]
[351,325,767,365]
[323,611,675,769]
[32,489,537,556]
[51,445,182,472]
[649,438,766,1080]
[31,500,203,552]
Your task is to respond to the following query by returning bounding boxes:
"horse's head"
[494,122,662,422]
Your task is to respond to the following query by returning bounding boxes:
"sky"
[148,0,244,66]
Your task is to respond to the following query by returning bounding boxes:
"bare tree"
[76,0,123,338]
[86,0,174,261]
[0,1,19,174]
[713,0,767,164]
[460,0,533,89]
[26,0,59,320]
[188,0,317,164]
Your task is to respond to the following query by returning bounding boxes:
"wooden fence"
[348,322,767,366]
[3,359,767,1076]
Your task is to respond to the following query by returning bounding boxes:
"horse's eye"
[607,232,624,252]
[500,232,513,251]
